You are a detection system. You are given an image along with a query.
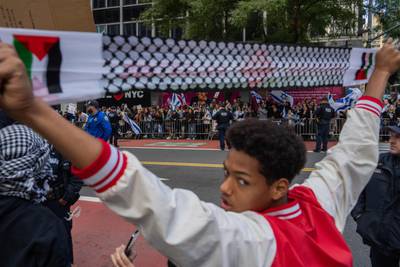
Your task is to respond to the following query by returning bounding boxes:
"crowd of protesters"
[56,90,400,143]
[62,96,346,141]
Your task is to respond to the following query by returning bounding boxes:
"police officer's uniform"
[84,101,112,141]
[212,107,233,150]
[108,108,121,147]
[314,101,335,152]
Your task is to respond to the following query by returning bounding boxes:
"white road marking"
[79,196,101,203]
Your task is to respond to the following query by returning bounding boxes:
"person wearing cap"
[84,100,112,141]
[314,97,335,153]
[108,106,121,147]
[1,39,400,267]
[212,105,234,151]
[352,125,400,267]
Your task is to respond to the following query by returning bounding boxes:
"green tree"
[231,0,361,43]
[142,0,361,43]
[141,0,242,40]
[372,0,400,38]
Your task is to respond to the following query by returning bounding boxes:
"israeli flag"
[270,90,294,107]
[170,93,187,110]
[250,91,263,104]
[328,88,362,112]
[281,107,287,118]
[123,113,142,135]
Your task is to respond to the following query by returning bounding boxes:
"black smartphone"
[125,229,140,257]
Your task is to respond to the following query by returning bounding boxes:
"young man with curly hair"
[1,40,400,267]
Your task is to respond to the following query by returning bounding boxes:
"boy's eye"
[223,169,228,178]
[238,179,249,186]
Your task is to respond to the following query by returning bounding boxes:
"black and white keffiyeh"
[0,125,53,203]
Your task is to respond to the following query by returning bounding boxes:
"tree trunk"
[357,0,364,36]
[291,0,302,43]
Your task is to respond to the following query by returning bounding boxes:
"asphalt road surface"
[81,145,388,267]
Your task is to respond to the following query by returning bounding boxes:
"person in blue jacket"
[84,100,112,141]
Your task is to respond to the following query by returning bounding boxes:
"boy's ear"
[271,178,289,201]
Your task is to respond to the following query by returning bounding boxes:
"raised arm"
[301,40,400,231]
[0,43,101,169]
[0,43,277,266]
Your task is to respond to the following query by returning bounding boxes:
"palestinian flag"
[13,35,63,94]
[354,52,374,81]
[343,48,377,87]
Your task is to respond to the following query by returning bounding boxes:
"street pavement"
[73,142,391,267]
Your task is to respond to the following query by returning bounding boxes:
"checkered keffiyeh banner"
[0,28,377,104]
[103,35,357,93]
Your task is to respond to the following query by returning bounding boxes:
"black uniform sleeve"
[62,160,83,206]
[212,111,219,121]
[351,189,366,221]
[351,154,385,221]
[315,107,322,119]
[229,112,234,121]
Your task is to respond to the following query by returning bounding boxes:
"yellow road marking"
[141,161,222,168]
[141,161,316,172]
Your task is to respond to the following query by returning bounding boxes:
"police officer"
[44,146,83,267]
[212,105,233,151]
[108,106,121,147]
[352,126,400,267]
[314,98,335,153]
[84,100,112,141]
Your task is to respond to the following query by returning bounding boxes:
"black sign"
[98,90,151,107]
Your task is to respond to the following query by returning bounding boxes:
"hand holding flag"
[0,42,35,118]
[328,88,362,112]
[270,91,294,107]
[123,113,142,136]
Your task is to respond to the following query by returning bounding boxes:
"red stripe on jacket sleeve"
[71,139,111,179]
[71,140,127,192]
[355,96,383,117]
[96,154,128,193]
[357,96,384,108]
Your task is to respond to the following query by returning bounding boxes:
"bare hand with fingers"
[375,38,400,75]
[0,43,35,119]
[111,245,135,267]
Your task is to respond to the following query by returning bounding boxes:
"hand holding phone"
[125,229,140,258]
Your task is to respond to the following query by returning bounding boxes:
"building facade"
[91,0,153,36]
[91,0,183,39]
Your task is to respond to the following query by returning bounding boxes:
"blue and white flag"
[250,91,263,104]
[281,107,287,119]
[169,93,187,110]
[270,90,294,107]
[123,113,142,135]
[328,87,362,112]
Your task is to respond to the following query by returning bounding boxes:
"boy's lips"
[221,197,232,210]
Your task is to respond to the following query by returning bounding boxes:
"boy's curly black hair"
[226,119,306,184]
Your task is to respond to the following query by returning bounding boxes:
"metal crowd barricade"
[75,117,394,141]
[116,119,214,140]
